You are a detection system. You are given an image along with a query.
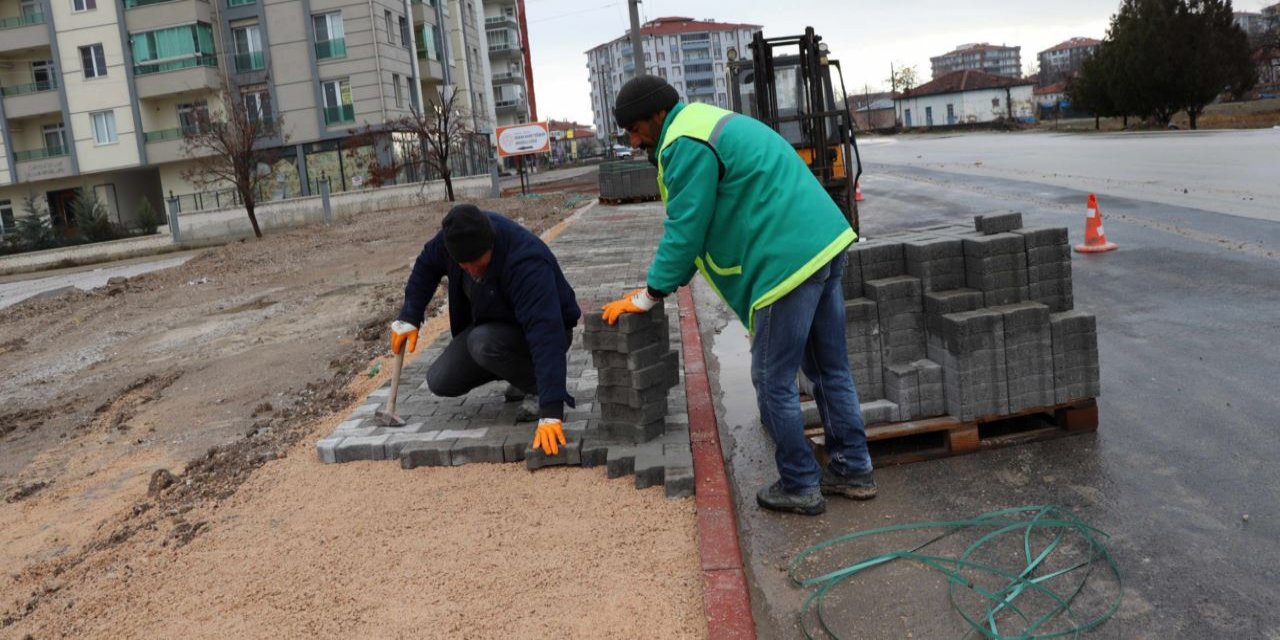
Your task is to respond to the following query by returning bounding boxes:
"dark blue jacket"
[397,211,580,412]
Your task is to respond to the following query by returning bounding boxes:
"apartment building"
[930,43,1021,80]
[0,0,493,231]
[1036,37,1100,86]
[484,0,531,127]
[585,16,760,143]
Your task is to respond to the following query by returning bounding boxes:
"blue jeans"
[750,252,872,493]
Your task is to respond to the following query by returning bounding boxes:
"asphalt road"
[698,130,1280,638]
[0,253,195,310]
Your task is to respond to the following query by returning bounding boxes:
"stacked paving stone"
[833,213,1100,425]
[582,300,680,443]
[1016,227,1074,312]
[1050,310,1100,403]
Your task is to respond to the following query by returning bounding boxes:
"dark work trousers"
[425,322,572,398]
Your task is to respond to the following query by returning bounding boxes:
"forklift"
[726,27,863,234]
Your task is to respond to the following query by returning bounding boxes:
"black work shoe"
[514,397,539,423]
[756,481,826,516]
[503,384,526,403]
[820,467,878,500]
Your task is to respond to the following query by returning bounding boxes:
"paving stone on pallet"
[884,364,921,421]
[1050,310,1097,337]
[400,439,456,468]
[962,233,1025,258]
[924,288,985,317]
[1028,262,1073,282]
[860,399,900,424]
[903,236,964,262]
[974,212,1024,235]
[842,251,864,299]
[965,252,1029,275]
[1014,227,1070,249]
[865,275,922,301]
[1026,244,1073,267]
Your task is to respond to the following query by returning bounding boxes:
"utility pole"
[627,0,644,78]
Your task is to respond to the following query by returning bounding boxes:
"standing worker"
[601,75,875,515]
[390,204,580,456]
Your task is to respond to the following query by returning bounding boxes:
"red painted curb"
[677,287,757,640]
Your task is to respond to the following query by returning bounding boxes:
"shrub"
[135,197,160,235]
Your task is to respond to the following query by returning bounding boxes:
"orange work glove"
[532,418,566,456]
[601,287,659,325]
[389,320,419,354]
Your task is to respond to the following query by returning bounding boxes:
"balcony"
[234,51,265,73]
[14,146,73,181]
[133,55,220,99]
[494,96,526,113]
[680,38,710,50]
[0,14,49,53]
[491,70,523,85]
[2,79,60,118]
[488,41,519,56]
[323,104,354,126]
[315,38,346,60]
[123,0,211,33]
[144,128,189,163]
[484,15,516,29]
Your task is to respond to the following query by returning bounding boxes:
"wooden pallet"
[806,398,1098,467]
[598,194,660,205]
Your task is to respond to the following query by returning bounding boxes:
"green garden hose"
[790,505,1122,639]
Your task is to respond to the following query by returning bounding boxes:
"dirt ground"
[0,194,704,639]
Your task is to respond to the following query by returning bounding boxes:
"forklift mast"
[727,27,862,233]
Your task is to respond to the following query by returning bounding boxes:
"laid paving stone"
[400,439,456,469]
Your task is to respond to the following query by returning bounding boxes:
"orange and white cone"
[1074,193,1118,253]
[854,180,865,202]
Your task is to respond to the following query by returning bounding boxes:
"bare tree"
[346,89,476,202]
[181,73,287,238]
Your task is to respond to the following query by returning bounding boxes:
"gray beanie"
[613,75,679,128]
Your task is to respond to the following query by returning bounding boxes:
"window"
[243,87,272,132]
[399,17,409,50]
[313,12,346,59]
[392,73,403,108]
[32,60,54,90]
[385,11,395,44]
[177,100,208,133]
[80,44,107,78]
[232,24,264,72]
[321,78,353,125]
[72,0,96,12]
[43,123,67,153]
[420,24,441,61]
[992,97,1000,107]
[130,23,216,75]
[91,110,117,144]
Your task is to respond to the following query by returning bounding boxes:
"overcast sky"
[523,0,1276,126]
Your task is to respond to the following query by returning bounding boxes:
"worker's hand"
[532,418,566,456]
[602,288,658,325]
[389,320,419,354]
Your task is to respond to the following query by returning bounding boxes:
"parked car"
[612,145,635,159]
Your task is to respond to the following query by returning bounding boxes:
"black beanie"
[613,75,679,128]
[442,204,494,262]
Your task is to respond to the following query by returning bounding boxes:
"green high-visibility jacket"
[647,102,856,332]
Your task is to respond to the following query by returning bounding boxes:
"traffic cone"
[854,180,865,202]
[1074,193,1118,253]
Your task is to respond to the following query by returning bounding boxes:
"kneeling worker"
[389,204,580,456]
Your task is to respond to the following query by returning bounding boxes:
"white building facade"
[895,71,1035,128]
[585,16,760,144]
